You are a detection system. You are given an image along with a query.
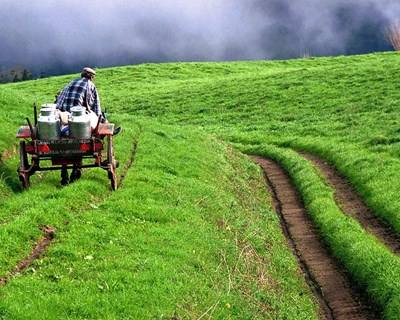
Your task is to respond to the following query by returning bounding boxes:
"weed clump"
[386,22,400,51]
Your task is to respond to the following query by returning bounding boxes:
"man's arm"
[89,83,101,116]
[56,86,69,111]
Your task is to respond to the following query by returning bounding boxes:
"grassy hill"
[1,52,400,318]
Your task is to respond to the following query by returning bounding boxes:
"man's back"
[56,77,100,115]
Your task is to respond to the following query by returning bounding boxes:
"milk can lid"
[40,107,55,116]
[70,106,86,116]
[40,103,57,109]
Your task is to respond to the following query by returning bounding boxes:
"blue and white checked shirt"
[56,78,101,116]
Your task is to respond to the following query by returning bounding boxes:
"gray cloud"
[0,0,398,75]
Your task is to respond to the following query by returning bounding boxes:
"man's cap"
[81,67,96,76]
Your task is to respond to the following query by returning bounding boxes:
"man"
[56,67,101,125]
[56,67,121,185]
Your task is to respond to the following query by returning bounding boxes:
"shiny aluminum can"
[37,107,61,140]
[69,106,91,139]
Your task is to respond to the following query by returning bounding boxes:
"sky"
[0,0,398,75]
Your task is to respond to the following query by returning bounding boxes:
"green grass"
[2,52,400,318]
[0,120,318,317]
[242,143,400,319]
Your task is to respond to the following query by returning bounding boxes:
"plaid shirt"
[56,77,101,116]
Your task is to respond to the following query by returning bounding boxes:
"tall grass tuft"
[386,22,400,51]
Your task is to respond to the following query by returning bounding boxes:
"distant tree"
[9,68,19,82]
[22,69,32,81]
[0,66,34,83]
[386,22,400,51]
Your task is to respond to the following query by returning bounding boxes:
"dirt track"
[0,139,139,287]
[303,153,400,255]
[252,156,377,320]
[118,141,138,187]
[0,225,55,286]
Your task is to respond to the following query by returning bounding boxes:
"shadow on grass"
[0,160,22,193]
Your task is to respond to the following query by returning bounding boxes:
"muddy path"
[303,153,400,255]
[118,140,138,187]
[252,156,377,320]
[0,225,55,286]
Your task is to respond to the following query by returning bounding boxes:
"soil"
[0,225,55,286]
[252,156,378,320]
[1,149,13,162]
[303,153,400,255]
[0,140,139,286]
[118,141,138,187]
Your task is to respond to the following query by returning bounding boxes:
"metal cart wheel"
[18,141,30,189]
[107,135,118,191]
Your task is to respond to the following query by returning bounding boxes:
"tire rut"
[302,153,400,255]
[0,139,139,287]
[252,156,377,320]
[0,225,55,286]
[118,140,138,187]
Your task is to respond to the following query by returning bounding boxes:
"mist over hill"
[0,0,397,78]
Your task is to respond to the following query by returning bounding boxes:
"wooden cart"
[16,121,118,190]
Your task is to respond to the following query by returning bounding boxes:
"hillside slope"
[0,110,318,317]
[2,52,400,318]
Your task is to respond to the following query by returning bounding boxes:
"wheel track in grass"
[252,156,377,320]
[302,153,400,255]
[0,225,56,286]
[118,140,138,187]
[0,139,139,287]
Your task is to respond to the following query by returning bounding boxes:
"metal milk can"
[69,106,91,139]
[37,106,61,140]
[40,103,57,111]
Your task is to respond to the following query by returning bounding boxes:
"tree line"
[0,66,35,83]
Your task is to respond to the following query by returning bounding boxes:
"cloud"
[0,0,397,75]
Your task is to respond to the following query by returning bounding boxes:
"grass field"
[1,52,400,318]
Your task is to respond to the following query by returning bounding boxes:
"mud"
[0,225,55,286]
[252,156,377,320]
[302,153,400,255]
[1,149,14,162]
[118,141,138,187]
[0,139,139,287]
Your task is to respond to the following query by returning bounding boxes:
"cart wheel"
[109,168,117,191]
[107,135,118,191]
[19,172,30,189]
[18,141,30,189]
